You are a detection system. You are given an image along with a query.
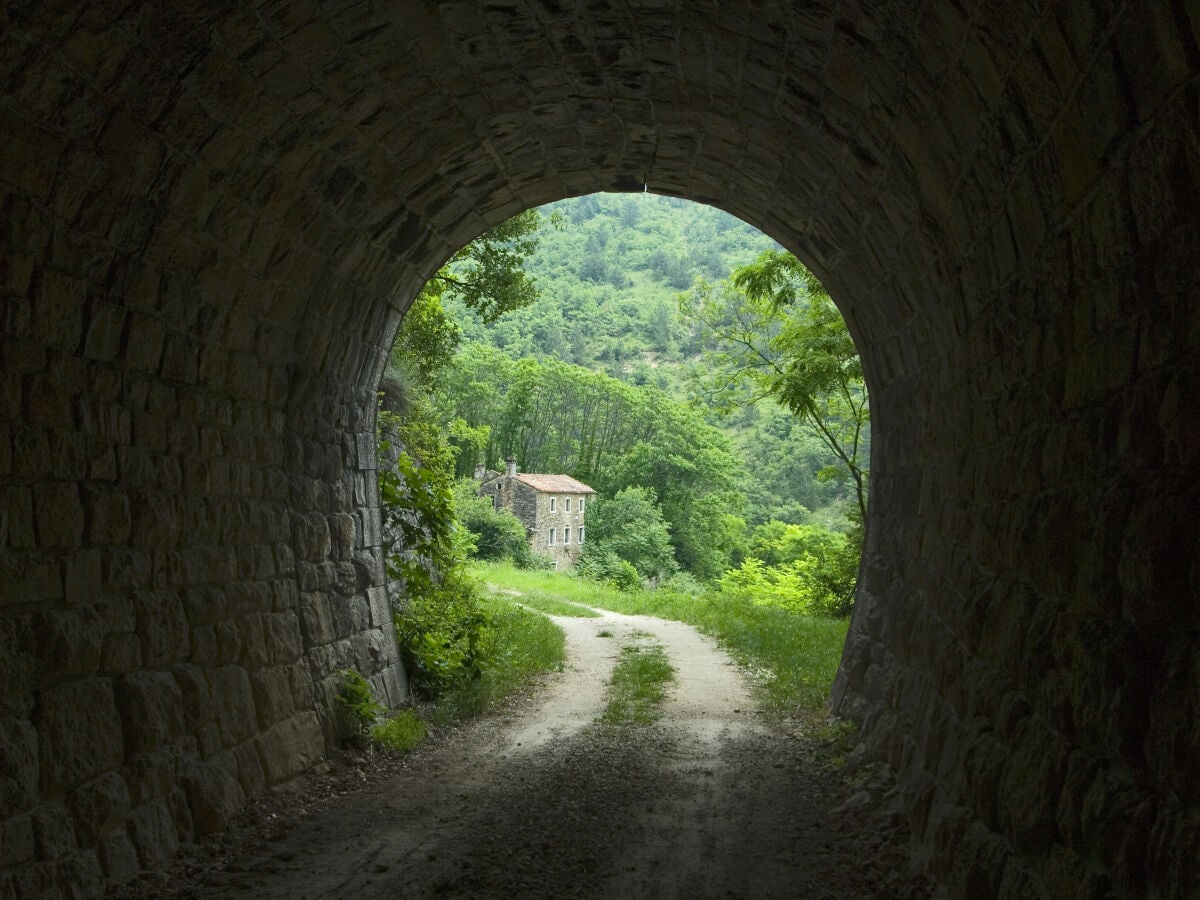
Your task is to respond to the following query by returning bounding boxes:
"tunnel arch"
[1,1,1197,897]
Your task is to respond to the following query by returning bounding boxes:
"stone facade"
[1,2,1198,896]
[478,462,594,569]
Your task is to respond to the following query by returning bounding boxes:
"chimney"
[474,463,486,481]
[505,456,517,478]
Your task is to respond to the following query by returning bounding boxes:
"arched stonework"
[1,2,1196,896]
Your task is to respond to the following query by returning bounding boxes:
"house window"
[563,527,570,544]
[548,527,555,545]
[565,498,571,512]
[549,497,556,512]
[579,497,585,514]
[578,526,585,544]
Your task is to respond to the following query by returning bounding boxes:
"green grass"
[475,561,619,609]
[472,560,849,717]
[429,592,567,724]
[505,592,601,618]
[600,639,675,726]
[370,709,427,752]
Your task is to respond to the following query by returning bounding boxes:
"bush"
[336,670,382,746]
[370,710,427,753]
[514,546,556,570]
[394,570,490,699]
[577,545,642,592]
[735,520,860,617]
[452,480,530,562]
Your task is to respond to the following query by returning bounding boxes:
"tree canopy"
[681,249,870,527]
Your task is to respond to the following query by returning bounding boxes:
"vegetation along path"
[119,608,928,899]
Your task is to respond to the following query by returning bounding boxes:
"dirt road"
[119,609,927,899]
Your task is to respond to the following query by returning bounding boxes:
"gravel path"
[112,608,931,899]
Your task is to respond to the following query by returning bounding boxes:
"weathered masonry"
[477,459,595,568]
[1,2,1197,897]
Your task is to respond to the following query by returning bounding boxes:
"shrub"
[336,670,382,745]
[452,480,530,562]
[514,545,556,570]
[370,710,427,753]
[577,545,642,592]
[394,570,491,699]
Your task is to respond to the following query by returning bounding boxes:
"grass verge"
[503,591,600,618]
[429,592,567,725]
[475,561,615,611]
[473,561,848,717]
[600,638,675,726]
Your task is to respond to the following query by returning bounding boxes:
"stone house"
[477,458,597,568]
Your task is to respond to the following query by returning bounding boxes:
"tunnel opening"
[369,191,869,731]
[2,1,1197,896]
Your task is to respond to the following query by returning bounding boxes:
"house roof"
[514,473,596,494]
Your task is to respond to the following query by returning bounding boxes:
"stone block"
[378,662,408,709]
[187,626,216,666]
[214,619,241,663]
[0,718,38,813]
[290,511,331,561]
[114,671,185,754]
[0,815,34,868]
[5,860,59,900]
[83,485,130,546]
[274,542,295,576]
[52,850,105,898]
[103,549,152,591]
[328,513,355,558]
[207,665,257,746]
[125,801,177,869]
[35,679,124,793]
[32,483,85,547]
[180,586,226,628]
[66,772,130,847]
[183,753,245,835]
[2,551,63,603]
[172,663,213,725]
[132,589,189,667]
[82,302,126,362]
[4,487,35,548]
[255,711,325,785]
[29,608,104,680]
[64,550,102,605]
[31,804,75,860]
[122,750,179,809]
[231,739,266,798]
[97,826,140,883]
[250,666,294,728]
[236,614,269,669]
[100,634,142,674]
[367,585,389,629]
[130,491,180,549]
[264,611,303,663]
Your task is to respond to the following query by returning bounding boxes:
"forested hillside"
[437,194,863,530]
[448,194,778,376]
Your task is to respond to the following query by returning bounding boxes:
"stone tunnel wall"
[1,1,1199,897]
[0,4,411,894]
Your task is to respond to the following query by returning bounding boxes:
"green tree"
[584,486,678,580]
[681,249,869,527]
[391,209,548,394]
[451,479,531,564]
[428,209,546,325]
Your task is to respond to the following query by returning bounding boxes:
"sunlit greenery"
[475,561,848,716]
